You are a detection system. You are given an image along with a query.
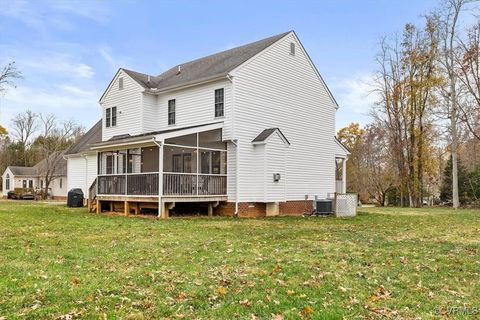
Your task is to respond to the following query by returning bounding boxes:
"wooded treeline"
[338,0,480,207]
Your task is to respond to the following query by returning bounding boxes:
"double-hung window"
[168,99,176,125]
[214,88,224,118]
[105,107,117,127]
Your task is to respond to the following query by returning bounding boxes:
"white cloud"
[330,73,378,128]
[21,55,94,79]
[1,85,99,132]
[0,0,113,33]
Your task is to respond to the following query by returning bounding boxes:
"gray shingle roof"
[7,153,67,177]
[65,120,102,155]
[122,31,291,91]
[8,166,37,176]
[252,128,290,145]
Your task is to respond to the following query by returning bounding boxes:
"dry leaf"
[239,299,251,306]
[217,287,227,296]
[71,277,80,285]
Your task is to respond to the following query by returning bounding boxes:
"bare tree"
[35,114,80,199]
[11,110,37,145]
[10,110,38,166]
[436,0,474,209]
[456,22,480,139]
[0,61,22,95]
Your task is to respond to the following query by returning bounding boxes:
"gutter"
[144,74,229,94]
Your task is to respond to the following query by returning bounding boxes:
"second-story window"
[106,108,111,127]
[111,106,117,126]
[168,99,175,125]
[118,77,124,90]
[215,88,224,118]
[105,107,117,128]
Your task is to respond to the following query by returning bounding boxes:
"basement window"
[290,42,295,55]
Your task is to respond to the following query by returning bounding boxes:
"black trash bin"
[67,188,84,207]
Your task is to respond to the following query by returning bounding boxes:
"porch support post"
[155,139,165,218]
[124,201,129,216]
[96,199,101,214]
[196,132,199,196]
[342,158,347,193]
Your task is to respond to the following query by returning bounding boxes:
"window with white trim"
[168,99,175,125]
[5,173,10,190]
[290,42,295,55]
[214,88,224,118]
[105,107,117,127]
[118,77,124,90]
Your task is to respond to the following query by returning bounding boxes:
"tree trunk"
[451,95,460,208]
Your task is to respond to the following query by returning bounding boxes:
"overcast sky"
[0,0,440,133]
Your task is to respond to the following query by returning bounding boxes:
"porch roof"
[90,122,224,150]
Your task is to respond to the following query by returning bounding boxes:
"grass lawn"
[0,202,479,319]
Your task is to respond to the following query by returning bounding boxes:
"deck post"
[342,158,347,193]
[124,201,129,216]
[208,203,213,217]
[96,199,101,214]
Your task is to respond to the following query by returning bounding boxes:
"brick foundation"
[215,200,311,217]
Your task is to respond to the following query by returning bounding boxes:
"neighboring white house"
[2,156,68,199]
[65,30,349,217]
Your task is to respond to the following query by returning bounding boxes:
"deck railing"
[163,173,227,196]
[97,173,226,196]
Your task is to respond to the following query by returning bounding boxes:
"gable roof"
[65,120,102,155]
[334,137,350,157]
[6,153,67,177]
[252,128,290,145]
[120,31,291,92]
[8,166,37,176]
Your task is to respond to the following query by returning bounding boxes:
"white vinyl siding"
[156,80,233,138]
[264,133,287,202]
[142,93,158,133]
[232,33,337,201]
[102,70,144,141]
[67,154,98,196]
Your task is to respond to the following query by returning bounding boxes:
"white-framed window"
[118,77,124,90]
[5,173,10,190]
[28,180,33,188]
[105,107,117,127]
[290,42,295,55]
[168,99,175,125]
[214,88,224,118]
[111,106,117,126]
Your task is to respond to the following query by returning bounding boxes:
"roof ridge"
[156,31,292,77]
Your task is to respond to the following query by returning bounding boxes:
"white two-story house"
[65,31,349,217]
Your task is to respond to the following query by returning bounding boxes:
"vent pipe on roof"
[177,65,181,75]
[147,75,151,83]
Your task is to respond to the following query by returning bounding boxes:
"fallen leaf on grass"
[301,306,314,316]
[71,277,80,285]
[217,287,227,296]
[239,299,251,306]
[272,314,284,320]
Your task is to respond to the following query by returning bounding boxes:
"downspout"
[230,139,239,217]
[152,137,163,218]
[226,74,239,217]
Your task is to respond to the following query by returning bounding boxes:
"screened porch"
[96,129,227,197]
